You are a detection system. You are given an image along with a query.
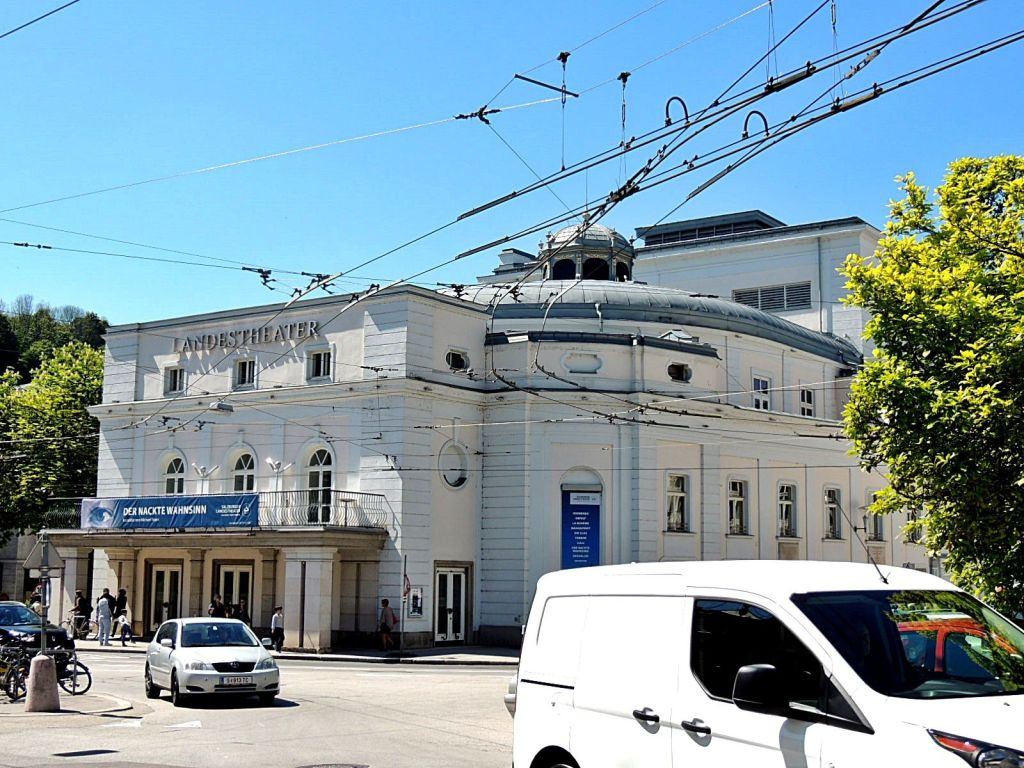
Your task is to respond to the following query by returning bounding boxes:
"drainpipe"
[816,237,826,333]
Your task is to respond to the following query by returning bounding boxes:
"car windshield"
[793,589,1024,699]
[179,622,258,648]
[0,604,42,626]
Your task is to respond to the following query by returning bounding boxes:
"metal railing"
[43,489,389,531]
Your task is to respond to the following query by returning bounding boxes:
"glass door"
[434,568,466,642]
[218,565,252,614]
[149,565,181,631]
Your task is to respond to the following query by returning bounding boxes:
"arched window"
[307,449,333,523]
[582,258,609,280]
[165,458,185,495]
[233,453,255,493]
[552,259,576,280]
[616,262,631,282]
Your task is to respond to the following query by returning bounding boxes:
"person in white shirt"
[96,595,112,646]
[270,606,284,652]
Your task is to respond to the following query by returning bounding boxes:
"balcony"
[43,490,389,531]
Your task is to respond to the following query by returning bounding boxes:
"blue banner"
[561,491,601,569]
[80,494,259,529]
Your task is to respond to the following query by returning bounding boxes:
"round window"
[439,441,468,489]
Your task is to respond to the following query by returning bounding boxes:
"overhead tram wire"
[0,0,81,42]
[456,0,985,224]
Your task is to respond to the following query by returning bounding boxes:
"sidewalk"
[75,639,520,666]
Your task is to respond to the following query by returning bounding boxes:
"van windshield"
[792,590,1024,699]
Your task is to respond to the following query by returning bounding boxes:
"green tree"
[0,342,103,544]
[0,313,17,373]
[842,155,1024,609]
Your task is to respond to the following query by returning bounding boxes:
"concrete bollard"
[25,654,61,712]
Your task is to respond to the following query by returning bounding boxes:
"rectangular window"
[234,359,255,388]
[667,474,690,533]
[164,367,185,394]
[753,377,771,411]
[308,350,332,381]
[728,480,747,535]
[800,388,815,417]
[778,484,796,537]
[906,508,922,543]
[824,488,842,539]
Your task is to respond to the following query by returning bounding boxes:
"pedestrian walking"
[96,593,112,645]
[270,606,284,652]
[72,589,90,638]
[207,594,227,618]
[379,598,397,651]
[235,599,251,626]
[116,612,135,645]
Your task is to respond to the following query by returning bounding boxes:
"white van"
[509,560,1024,767]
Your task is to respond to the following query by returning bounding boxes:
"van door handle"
[632,707,660,724]
[681,718,711,735]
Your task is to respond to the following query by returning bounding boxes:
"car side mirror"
[261,637,272,648]
[160,638,174,649]
[733,664,788,715]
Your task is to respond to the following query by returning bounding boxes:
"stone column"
[258,548,277,631]
[56,547,89,625]
[282,548,337,651]
[186,549,206,618]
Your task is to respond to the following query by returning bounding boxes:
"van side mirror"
[732,664,788,715]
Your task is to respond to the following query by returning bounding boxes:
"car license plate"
[220,676,252,686]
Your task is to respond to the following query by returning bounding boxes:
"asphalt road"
[0,651,514,768]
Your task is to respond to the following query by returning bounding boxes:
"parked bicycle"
[51,649,92,695]
[60,611,99,641]
[0,644,31,701]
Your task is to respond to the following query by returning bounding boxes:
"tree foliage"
[0,295,107,381]
[0,342,104,545]
[842,156,1024,609]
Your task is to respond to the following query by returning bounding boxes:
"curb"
[0,692,133,718]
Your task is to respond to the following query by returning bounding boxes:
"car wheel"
[144,665,160,699]
[258,693,276,706]
[170,672,186,707]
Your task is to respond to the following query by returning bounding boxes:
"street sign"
[23,537,64,570]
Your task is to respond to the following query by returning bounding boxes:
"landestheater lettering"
[174,320,319,353]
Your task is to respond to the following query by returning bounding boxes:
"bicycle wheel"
[3,663,27,701]
[58,660,92,695]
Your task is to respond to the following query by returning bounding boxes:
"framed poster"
[407,587,423,617]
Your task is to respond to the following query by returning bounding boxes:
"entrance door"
[434,568,466,642]
[219,565,252,611]
[150,566,181,631]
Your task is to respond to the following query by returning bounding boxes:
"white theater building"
[39,211,931,649]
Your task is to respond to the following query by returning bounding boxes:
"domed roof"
[546,223,632,252]
[448,280,860,365]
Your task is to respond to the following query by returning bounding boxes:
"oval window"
[439,442,468,489]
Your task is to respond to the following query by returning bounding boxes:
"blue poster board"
[80,494,259,529]
[561,491,601,569]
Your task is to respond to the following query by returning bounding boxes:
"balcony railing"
[43,489,389,531]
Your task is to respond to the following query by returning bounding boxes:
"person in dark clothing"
[114,588,128,619]
[72,589,90,638]
[207,594,227,618]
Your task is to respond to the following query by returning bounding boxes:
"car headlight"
[183,660,214,671]
[930,730,1024,767]
[256,657,277,671]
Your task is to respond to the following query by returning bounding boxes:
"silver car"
[145,618,279,706]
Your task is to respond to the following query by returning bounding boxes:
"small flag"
[403,573,411,598]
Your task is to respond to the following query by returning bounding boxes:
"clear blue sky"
[2,0,1021,325]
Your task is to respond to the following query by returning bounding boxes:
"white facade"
[36,214,929,649]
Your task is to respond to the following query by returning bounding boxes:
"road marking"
[103,720,142,728]
[166,721,202,729]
